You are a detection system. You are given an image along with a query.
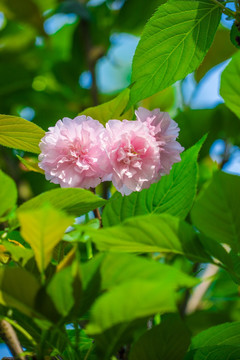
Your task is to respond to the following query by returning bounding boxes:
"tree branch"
[0,319,26,359]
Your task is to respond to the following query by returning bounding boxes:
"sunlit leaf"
[18,188,106,216]
[130,0,221,105]
[17,155,44,174]
[18,204,74,273]
[220,51,240,118]
[87,253,198,334]
[79,88,133,125]
[0,115,45,154]
[0,170,17,218]
[89,214,210,263]
[103,136,205,226]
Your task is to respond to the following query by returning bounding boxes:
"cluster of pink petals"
[39,108,184,196]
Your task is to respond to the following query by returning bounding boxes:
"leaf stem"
[211,0,236,17]
[1,317,37,347]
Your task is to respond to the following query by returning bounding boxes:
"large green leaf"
[87,253,198,334]
[79,89,133,125]
[18,204,74,273]
[130,0,221,105]
[220,51,240,118]
[191,171,240,252]
[0,170,17,218]
[129,314,190,360]
[0,267,40,318]
[89,214,210,263]
[102,136,205,226]
[185,346,240,360]
[18,188,106,216]
[0,115,45,154]
[185,322,240,360]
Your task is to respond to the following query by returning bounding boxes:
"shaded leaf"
[191,171,240,252]
[130,314,190,360]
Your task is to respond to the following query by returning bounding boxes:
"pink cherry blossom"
[104,119,160,196]
[38,116,110,189]
[135,107,184,176]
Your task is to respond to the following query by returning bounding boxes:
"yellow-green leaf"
[79,89,133,125]
[18,204,74,273]
[17,155,44,174]
[0,170,17,218]
[0,115,45,154]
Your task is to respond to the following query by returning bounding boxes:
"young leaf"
[89,214,211,263]
[220,51,240,118]
[191,171,240,252]
[17,155,44,174]
[0,170,17,218]
[18,204,74,273]
[129,314,190,360]
[18,188,106,216]
[0,115,45,154]
[130,0,221,105]
[79,88,133,125]
[103,136,205,226]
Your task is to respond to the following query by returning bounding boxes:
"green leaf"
[0,115,45,154]
[191,321,240,349]
[185,346,240,360]
[220,51,240,118]
[47,260,82,318]
[195,28,237,82]
[79,89,133,126]
[18,204,74,273]
[17,155,44,174]
[87,253,198,334]
[103,136,205,226]
[89,214,210,263]
[130,0,221,105]
[230,22,240,49]
[129,314,190,360]
[2,240,33,266]
[0,267,40,318]
[18,188,106,216]
[0,170,17,218]
[191,171,240,251]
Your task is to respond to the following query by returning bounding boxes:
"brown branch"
[0,320,26,359]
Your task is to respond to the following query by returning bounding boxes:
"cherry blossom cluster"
[38,107,184,196]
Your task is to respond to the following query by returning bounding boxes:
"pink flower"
[38,116,110,189]
[105,119,160,196]
[135,107,184,176]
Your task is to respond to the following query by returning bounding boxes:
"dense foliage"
[0,0,240,359]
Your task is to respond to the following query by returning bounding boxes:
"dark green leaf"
[191,171,240,251]
[130,314,190,360]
